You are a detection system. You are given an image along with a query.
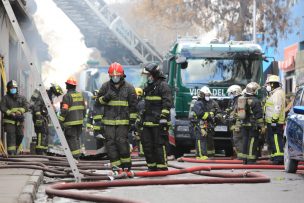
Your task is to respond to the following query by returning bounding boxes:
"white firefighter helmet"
[199,86,212,97]
[245,82,260,95]
[265,75,280,84]
[227,85,242,96]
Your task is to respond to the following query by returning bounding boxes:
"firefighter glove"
[159,119,168,129]
[96,133,105,139]
[130,123,136,132]
[135,118,142,130]
[271,117,279,124]
[102,91,116,103]
[200,128,207,137]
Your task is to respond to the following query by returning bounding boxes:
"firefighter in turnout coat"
[191,86,220,160]
[0,80,29,155]
[141,63,173,171]
[265,75,285,164]
[238,82,264,164]
[58,77,86,158]
[97,62,137,172]
[30,83,63,155]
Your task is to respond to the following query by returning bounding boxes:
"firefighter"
[238,82,264,164]
[191,86,220,160]
[0,80,29,155]
[97,62,137,172]
[30,83,63,155]
[141,62,172,171]
[134,87,145,157]
[91,90,106,155]
[58,77,86,159]
[265,75,285,164]
[226,85,243,159]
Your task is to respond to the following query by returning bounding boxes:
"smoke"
[32,0,93,89]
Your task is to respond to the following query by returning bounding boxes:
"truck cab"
[163,37,264,157]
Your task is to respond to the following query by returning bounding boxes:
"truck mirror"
[176,56,187,64]
[176,56,188,69]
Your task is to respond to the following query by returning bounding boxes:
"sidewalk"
[0,168,43,203]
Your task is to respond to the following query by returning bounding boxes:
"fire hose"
[45,170,270,203]
[1,155,301,203]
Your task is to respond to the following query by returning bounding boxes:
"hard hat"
[135,87,143,96]
[51,83,63,96]
[143,62,160,76]
[245,82,260,95]
[266,75,280,84]
[199,86,212,95]
[108,62,124,77]
[66,76,77,86]
[7,80,18,89]
[227,85,242,96]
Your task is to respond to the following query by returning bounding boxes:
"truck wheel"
[224,146,233,157]
[284,141,298,173]
[172,146,188,158]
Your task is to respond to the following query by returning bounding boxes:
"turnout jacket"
[58,89,86,126]
[192,98,220,122]
[0,93,29,125]
[265,87,285,124]
[30,90,48,127]
[143,79,172,126]
[98,80,137,125]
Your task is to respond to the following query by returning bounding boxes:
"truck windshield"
[181,58,261,87]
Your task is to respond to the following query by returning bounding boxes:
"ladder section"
[54,0,140,65]
[84,0,163,63]
[1,0,82,182]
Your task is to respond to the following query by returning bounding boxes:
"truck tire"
[172,145,189,158]
[224,145,233,157]
[284,141,298,173]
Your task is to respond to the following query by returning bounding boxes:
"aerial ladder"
[54,0,163,64]
[1,0,82,182]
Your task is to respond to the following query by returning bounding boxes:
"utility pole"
[253,0,256,43]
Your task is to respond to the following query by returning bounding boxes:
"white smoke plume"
[32,0,93,89]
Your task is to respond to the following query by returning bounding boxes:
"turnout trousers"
[4,123,24,155]
[241,126,259,163]
[34,116,49,155]
[267,123,284,163]
[64,125,82,158]
[141,126,167,171]
[104,125,131,170]
[193,124,207,157]
[233,130,244,159]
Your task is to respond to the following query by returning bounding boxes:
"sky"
[276,0,304,60]
[32,0,93,89]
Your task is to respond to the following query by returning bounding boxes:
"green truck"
[162,37,265,157]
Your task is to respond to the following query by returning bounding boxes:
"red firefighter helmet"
[108,62,124,77]
[66,76,77,86]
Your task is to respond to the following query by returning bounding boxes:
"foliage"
[133,0,299,47]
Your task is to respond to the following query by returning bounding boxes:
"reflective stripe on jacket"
[59,90,85,126]
[265,87,285,124]
[143,79,172,126]
[0,94,29,125]
[97,80,137,126]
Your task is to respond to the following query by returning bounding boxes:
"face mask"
[111,76,121,84]
[266,85,271,92]
[147,75,154,84]
[205,96,210,101]
[10,88,17,94]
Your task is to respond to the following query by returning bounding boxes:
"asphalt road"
[35,160,304,203]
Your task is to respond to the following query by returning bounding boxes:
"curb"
[17,170,44,203]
